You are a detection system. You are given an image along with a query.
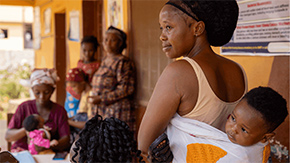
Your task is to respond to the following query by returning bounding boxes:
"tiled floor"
[0,120,7,151]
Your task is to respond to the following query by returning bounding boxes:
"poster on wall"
[222,0,290,56]
[68,10,80,41]
[107,0,124,29]
[44,8,51,34]
[33,7,41,49]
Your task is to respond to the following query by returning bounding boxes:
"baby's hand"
[50,139,59,147]
[44,125,51,131]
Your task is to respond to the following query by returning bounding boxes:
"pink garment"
[28,130,50,155]
[8,100,70,150]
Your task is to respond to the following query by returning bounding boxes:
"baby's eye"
[231,115,236,122]
[160,26,163,30]
[166,26,171,30]
[241,128,248,133]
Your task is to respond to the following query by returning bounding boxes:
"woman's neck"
[185,39,214,59]
[106,52,120,58]
[36,101,53,111]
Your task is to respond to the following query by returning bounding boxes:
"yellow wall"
[34,0,82,69]
[0,0,33,6]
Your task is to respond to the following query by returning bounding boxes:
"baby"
[225,86,288,147]
[23,114,58,155]
[65,68,91,117]
[153,86,288,162]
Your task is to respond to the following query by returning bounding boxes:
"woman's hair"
[243,86,288,132]
[106,26,127,53]
[23,115,39,132]
[71,114,142,163]
[166,0,239,46]
[81,35,99,50]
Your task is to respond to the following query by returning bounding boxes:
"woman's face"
[32,84,54,106]
[159,5,195,59]
[103,33,122,55]
[81,42,96,63]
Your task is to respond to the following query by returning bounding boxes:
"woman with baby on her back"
[138,0,247,160]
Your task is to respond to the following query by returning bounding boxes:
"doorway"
[54,13,66,106]
[82,0,103,61]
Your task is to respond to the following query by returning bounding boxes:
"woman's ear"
[194,21,205,37]
[260,132,275,143]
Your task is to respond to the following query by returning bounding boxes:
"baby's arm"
[50,139,59,147]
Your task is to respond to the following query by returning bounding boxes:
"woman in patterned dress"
[88,26,136,131]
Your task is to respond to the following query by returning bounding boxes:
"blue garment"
[64,91,80,117]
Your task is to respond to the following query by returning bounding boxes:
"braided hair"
[71,114,143,163]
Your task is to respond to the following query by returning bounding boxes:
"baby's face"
[225,99,268,146]
[66,81,85,95]
[34,114,45,128]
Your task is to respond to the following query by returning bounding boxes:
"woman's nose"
[160,31,167,41]
[39,93,45,99]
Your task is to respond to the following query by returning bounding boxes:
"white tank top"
[182,57,248,131]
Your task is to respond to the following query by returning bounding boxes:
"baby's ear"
[260,132,275,143]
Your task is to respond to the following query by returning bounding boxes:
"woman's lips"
[162,45,172,52]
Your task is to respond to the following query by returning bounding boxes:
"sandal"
[147,133,173,163]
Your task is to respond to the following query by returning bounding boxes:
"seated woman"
[23,114,58,155]
[5,68,70,153]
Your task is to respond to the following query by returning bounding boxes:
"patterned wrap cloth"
[166,114,270,163]
[30,68,59,87]
[77,60,100,83]
[91,55,136,132]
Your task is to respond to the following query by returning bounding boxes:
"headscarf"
[66,68,87,82]
[30,68,59,88]
[106,26,127,52]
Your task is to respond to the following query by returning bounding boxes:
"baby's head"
[225,86,288,146]
[66,68,88,98]
[81,35,99,63]
[23,114,45,132]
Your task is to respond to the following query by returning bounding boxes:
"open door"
[54,13,66,106]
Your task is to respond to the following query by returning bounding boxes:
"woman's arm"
[68,120,86,129]
[5,128,26,142]
[50,135,70,151]
[138,62,184,155]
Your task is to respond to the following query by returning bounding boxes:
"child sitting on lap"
[23,114,58,155]
[152,86,288,162]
